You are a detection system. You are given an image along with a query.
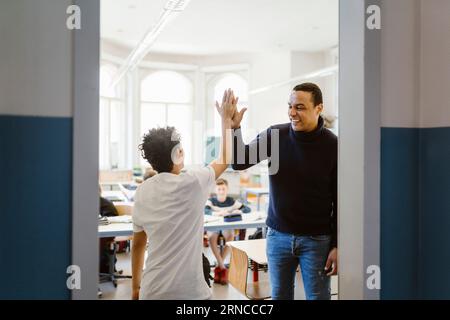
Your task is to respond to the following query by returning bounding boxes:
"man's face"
[215,184,228,199]
[288,90,323,132]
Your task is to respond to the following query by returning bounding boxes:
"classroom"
[1,0,449,301]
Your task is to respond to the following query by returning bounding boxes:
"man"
[231,83,337,300]
[131,89,243,299]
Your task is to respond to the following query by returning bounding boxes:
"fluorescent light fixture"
[109,0,191,88]
[249,65,338,95]
[165,0,190,11]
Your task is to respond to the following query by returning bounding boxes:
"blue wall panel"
[381,128,419,299]
[0,115,72,299]
[381,126,450,299]
[418,127,450,299]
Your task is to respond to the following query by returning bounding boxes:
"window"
[140,71,193,166]
[99,65,126,170]
[213,73,249,136]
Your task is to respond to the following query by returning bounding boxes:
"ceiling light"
[109,0,191,88]
[165,0,190,11]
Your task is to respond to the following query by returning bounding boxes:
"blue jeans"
[266,227,331,300]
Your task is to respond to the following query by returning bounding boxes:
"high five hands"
[215,88,247,128]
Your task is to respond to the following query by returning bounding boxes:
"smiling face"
[215,183,228,202]
[288,90,323,132]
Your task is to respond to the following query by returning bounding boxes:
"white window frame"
[138,69,195,167]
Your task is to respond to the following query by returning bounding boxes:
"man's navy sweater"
[232,116,338,248]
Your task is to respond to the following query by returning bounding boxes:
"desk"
[227,239,267,282]
[101,190,127,202]
[98,211,267,238]
[243,188,269,211]
[99,222,134,238]
[203,212,267,232]
[227,239,267,265]
[227,239,270,299]
[227,239,339,298]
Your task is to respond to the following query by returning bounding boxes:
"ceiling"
[101,0,338,56]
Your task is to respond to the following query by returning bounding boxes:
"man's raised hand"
[215,88,238,121]
[231,103,247,129]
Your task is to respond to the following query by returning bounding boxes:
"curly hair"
[139,126,181,174]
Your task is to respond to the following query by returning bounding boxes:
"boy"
[131,89,247,300]
[204,178,251,284]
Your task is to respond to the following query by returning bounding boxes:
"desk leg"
[252,261,259,282]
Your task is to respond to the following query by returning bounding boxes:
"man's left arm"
[331,162,337,249]
[325,163,338,276]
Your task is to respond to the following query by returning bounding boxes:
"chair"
[114,203,134,251]
[228,246,271,300]
[99,203,133,287]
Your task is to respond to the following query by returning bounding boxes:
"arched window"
[99,64,125,170]
[213,74,249,136]
[140,71,193,166]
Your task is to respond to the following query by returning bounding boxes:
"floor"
[98,228,338,300]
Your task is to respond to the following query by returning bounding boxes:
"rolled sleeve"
[133,222,144,233]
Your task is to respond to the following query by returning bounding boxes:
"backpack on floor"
[202,253,213,287]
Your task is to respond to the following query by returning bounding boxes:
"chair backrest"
[114,203,133,216]
[228,246,249,296]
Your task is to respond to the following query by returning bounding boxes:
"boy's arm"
[204,199,214,215]
[210,89,244,179]
[229,199,251,213]
[131,230,147,300]
[209,118,233,179]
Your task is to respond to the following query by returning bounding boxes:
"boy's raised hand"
[215,88,237,121]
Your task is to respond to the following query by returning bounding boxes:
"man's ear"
[316,103,324,115]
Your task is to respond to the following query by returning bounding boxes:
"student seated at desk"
[99,191,118,273]
[131,89,246,300]
[205,178,251,285]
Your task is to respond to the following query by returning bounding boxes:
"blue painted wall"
[381,128,420,299]
[381,127,450,299]
[418,128,450,299]
[0,115,72,299]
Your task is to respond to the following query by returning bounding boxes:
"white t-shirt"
[132,166,216,300]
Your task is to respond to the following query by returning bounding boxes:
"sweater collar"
[290,116,324,142]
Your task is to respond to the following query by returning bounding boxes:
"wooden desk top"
[227,239,267,265]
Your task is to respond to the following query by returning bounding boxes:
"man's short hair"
[216,178,228,186]
[293,82,323,106]
[139,126,181,174]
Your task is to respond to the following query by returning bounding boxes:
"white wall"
[101,45,337,168]
[291,50,339,121]
[380,0,420,128]
[419,0,450,128]
[381,0,450,128]
[0,0,73,117]
[102,43,337,135]
[248,51,292,132]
